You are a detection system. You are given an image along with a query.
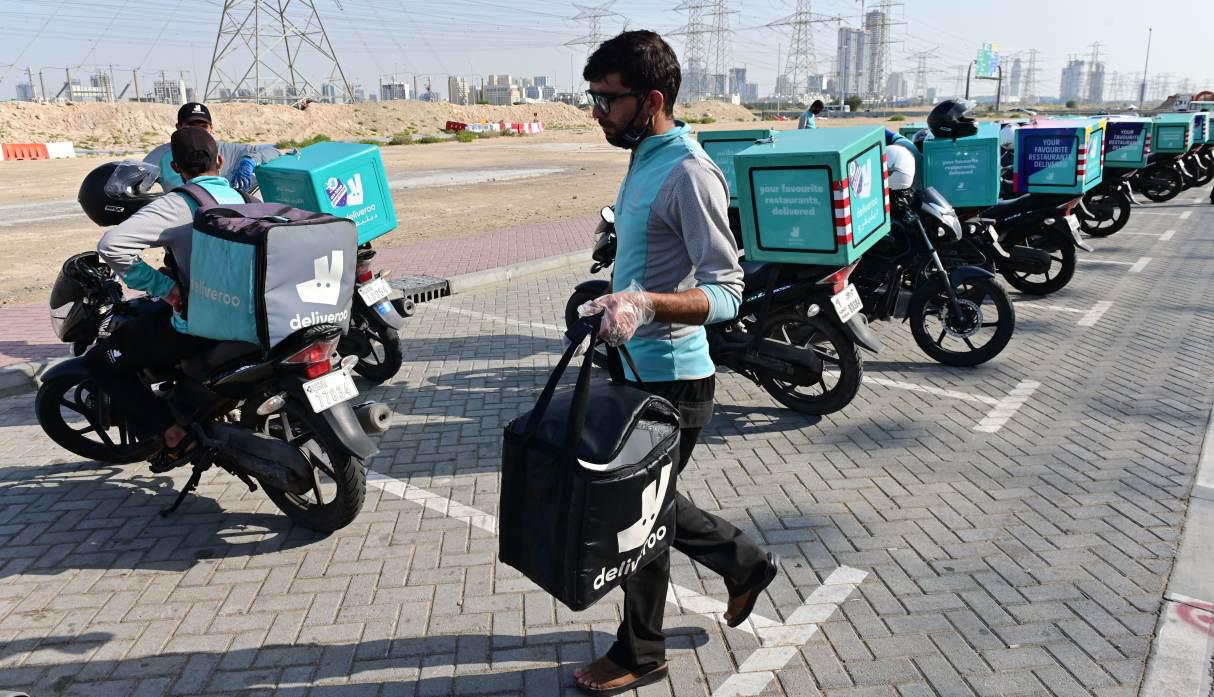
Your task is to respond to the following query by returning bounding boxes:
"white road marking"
[1016,302,1086,314]
[1161,230,1176,241]
[433,305,565,334]
[1078,301,1115,327]
[973,380,1041,433]
[366,469,866,695]
[1130,257,1153,273]
[708,566,868,697]
[0,212,85,228]
[1179,210,1193,220]
[866,376,999,405]
[1079,257,1137,266]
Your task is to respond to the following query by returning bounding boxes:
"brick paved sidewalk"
[0,214,597,369]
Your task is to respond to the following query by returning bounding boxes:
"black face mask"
[606,98,654,150]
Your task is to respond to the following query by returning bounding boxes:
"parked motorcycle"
[339,244,414,384]
[853,188,1016,367]
[564,207,882,416]
[1132,153,1190,202]
[35,252,387,531]
[1076,167,1137,237]
[1181,146,1214,188]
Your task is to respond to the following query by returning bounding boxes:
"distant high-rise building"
[16,83,36,101]
[488,74,512,87]
[864,10,888,98]
[743,82,759,102]
[152,79,187,104]
[448,77,470,105]
[926,87,938,103]
[381,81,411,101]
[534,76,548,87]
[885,72,909,100]
[1009,58,1023,98]
[1087,62,1106,103]
[540,85,556,101]
[483,84,521,105]
[1060,59,1086,102]
[728,68,747,95]
[320,83,338,102]
[836,27,866,100]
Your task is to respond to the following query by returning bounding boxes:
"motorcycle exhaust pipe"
[205,422,314,495]
[355,402,392,434]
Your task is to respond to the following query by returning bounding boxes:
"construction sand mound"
[0,100,598,150]
[677,101,758,123]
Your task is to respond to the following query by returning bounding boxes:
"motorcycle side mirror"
[600,206,615,225]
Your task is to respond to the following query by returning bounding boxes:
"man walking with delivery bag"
[572,30,779,695]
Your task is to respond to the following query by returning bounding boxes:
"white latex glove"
[577,281,656,347]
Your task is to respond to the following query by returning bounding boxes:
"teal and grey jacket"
[96,176,246,332]
[613,122,744,382]
[143,141,281,191]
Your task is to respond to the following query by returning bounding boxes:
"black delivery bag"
[499,316,681,611]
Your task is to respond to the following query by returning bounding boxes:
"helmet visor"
[103,160,161,199]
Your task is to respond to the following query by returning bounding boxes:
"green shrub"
[455,131,477,143]
[274,133,331,149]
[888,114,906,121]
[388,132,413,145]
[415,136,445,144]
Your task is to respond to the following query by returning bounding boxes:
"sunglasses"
[587,90,644,115]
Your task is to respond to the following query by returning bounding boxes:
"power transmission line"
[670,0,714,102]
[766,0,838,101]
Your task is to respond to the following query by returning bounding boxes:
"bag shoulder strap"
[172,182,220,209]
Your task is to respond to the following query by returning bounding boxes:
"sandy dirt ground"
[0,114,898,307]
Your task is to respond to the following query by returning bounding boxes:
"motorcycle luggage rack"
[390,275,451,305]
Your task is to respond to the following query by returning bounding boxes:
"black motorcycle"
[1181,145,1214,188]
[1076,167,1137,237]
[564,207,882,416]
[853,188,1016,367]
[36,252,388,532]
[339,244,413,384]
[957,187,1089,296]
[1133,152,1190,202]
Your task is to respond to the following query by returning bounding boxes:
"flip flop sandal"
[575,662,668,696]
[727,552,780,628]
[148,431,200,473]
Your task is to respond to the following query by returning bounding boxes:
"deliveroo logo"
[324,174,365,207]
[296,251,345,306]
[848,159,872,199]
[615,463,672,553]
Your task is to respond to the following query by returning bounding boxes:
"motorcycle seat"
[180,341,264,378]
[981,194,1038,221]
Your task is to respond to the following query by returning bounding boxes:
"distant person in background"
[143,102,281,194]
[798,99,824,129]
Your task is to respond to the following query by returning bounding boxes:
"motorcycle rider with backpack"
[83,128,249,470]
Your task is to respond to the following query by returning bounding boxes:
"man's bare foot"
[574,655,667,695]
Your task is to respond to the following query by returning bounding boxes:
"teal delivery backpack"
[183,198,358,349]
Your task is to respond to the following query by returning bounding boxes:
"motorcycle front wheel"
[34,373,159,464]
[243,401,366,532]
[351,323,402,384]
[1137,167,1184,202]
[755,311,863,415]
[908,276,1015,367]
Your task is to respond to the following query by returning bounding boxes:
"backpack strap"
[172,182,221,209]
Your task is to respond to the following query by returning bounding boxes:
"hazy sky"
[0,0,1209,102]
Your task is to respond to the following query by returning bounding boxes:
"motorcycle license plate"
[303,371,359,413]
[830,284,863,324]
[358,277,392,306]
[1065,215,1084,245]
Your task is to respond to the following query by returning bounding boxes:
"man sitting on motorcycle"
[83,128,249,470]
[143,102,280,194]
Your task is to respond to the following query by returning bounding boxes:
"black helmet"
[927,98,979,139]
[78,160,162,226]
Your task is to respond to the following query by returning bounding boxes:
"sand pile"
[676,101,758,123]
[0,100,598,149]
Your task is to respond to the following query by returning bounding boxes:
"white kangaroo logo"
[296,251,344,306]
[345,173,365,206]
[615,463,672,553]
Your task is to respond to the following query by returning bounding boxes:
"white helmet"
[886,144,916,191]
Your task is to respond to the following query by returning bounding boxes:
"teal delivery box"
[922,122,1002,208]
[734,127,890,266]
[1013,119,1106,195]
[899,122,928,139]
[696,129,774,204]
[257,142,398,245]
[1152,114,1194,154]
[1102,117,1152,169]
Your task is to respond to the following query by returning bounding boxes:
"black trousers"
[606,375,769,672]
[82,302,210,440]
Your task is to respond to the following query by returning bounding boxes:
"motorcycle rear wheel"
[999,227,1076,295]
[243,401,366,532]
[755,311,862,415]
[351,323,402,384]
[1078,191,1131,237]
[1137,167,1184,202]
[34,373,159,464]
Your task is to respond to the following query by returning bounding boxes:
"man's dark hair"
[583,31,681,117]
[811,99,825,111]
